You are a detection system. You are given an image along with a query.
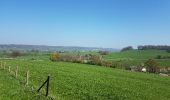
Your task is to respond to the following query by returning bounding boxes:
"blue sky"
[0,0,170,49]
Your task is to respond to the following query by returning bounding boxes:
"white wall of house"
[141,68,146,72]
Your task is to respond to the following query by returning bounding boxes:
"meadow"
[0,58,170,100]
[1,50,170,100]
[0,66,48,100]
[104,50,170,67]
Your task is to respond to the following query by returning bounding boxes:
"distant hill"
[0,44,119,52]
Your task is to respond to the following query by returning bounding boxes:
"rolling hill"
[0,60,170,100]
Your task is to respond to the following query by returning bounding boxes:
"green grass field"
[1,59,170,100]
[104,50,170,67]
[0,68,49,100]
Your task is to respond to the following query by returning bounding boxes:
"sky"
[0,0,170,49]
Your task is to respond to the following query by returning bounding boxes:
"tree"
[155,55,162,59]
[166,49,170,53]
[10,50,23,58]
[98,51,109,55]
[145,59,160,73]
[89,55,102,66]
[121,46,133,52]
[138,45,170,51]
[50,53,60,61]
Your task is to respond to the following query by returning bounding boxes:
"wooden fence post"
[15,66,18,78]
[4,62,6,70]
[37,76,50,96]
[8,66,11,73]
[26,70,29,85]
[46,76,50,96]
[0,61,2,69]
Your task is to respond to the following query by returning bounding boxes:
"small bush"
[101,61,115,68]
[155,55,170,59]
[98,51,109,55]
[145,59,160,73]
[50,53,60,61]
[121,46,133,52]
[124,64,131,70]
[166,50,170,53]
[90,55,102,66]
[50,53,130,70]
[10,50,23,58]
[155,55,162,59]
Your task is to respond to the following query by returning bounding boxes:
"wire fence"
[0,61,54,100]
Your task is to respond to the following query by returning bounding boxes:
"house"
[130,66,140,72]
[160,68,168,74]
[130,66,147,72]
[166,67,170,73]
[141,68,147,72]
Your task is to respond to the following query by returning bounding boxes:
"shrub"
[49,53,129,70]
[50,53,60,61]
[121,46,133,52]
[156,55,162,59]
[101,60,115,68]
[124,63,131,70]
[98,51,109,55]
[115,61,130,70]
[130,66,141,72]
[145,59,160,73]
[155,55,170,59]
[90,55,102,66]
[167,50,170,53]
[10,50,23,58]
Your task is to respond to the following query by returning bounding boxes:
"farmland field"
[104,50,170,67]
[0,67,48,100]
[1,58,170,100]
[1,0,170,99]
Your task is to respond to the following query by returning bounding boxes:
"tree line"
[121,45,170,52]
[138,45,170,51]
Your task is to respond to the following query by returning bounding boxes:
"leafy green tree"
[156,55,162,59]
[121,46,133,52]
[10,50,23,58]
[145,59,160,73]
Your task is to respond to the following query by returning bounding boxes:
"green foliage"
[138,45,170,51]
[155,55,170,59]
[156,55,162,59]
[50,53,60,61]
[104,50,170,67]
[121,46,133,52]
[2,50,170,99]
[10,50,24,58]
[145,59,160,73]
[89,55,102,65]
[0,70,49,100]
[101,60,116,68]
[50,53,128,69]
[98,51,109,55]
[166,50,170,53]
[1,60,170,100]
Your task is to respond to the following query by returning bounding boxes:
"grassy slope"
[0,69,48,100]
[104,50,170,66]
[0,70,27,100]
[1,60,170,100]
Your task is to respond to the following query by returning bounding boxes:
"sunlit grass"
[1,60,170,100]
